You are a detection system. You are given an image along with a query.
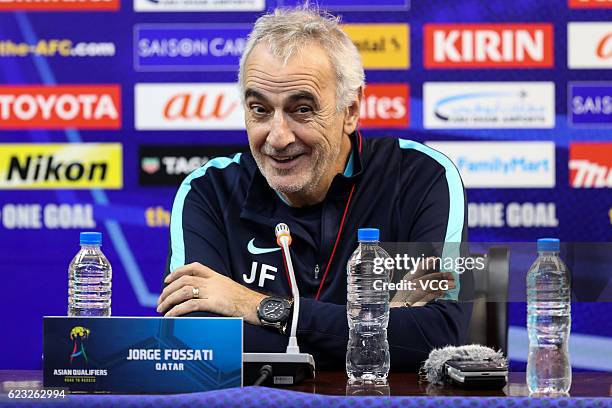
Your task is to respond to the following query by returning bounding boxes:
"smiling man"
[158,6,472,371]
[243,42,354,207]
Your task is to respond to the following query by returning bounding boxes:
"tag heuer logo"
[141,157,160,174]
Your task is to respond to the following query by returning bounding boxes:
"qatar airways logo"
[424,82,555,129]
[569,143,612,188]
[568,23,612,69]
[424,23,554,68]
[134,83,244,130]
[0,85,120,129]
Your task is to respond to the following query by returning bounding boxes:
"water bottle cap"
[358,228,379,242]
[80,232,102,246]
[537,238,559,252]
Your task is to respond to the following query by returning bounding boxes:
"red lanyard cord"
[315,133,362,300]
[282,132,363,300]
[281,183,355,299]
[315,183,355,300]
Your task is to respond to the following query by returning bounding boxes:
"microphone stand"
[242,223,316,386]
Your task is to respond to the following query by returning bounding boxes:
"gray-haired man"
[158,7,472,371]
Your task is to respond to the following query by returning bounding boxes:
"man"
[157,6,472,371]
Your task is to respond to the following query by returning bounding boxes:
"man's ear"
[343,87,363,135]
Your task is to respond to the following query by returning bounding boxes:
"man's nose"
[266,110,295,150]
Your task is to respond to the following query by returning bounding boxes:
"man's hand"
[389,257,456,308]
[157,262,266,325]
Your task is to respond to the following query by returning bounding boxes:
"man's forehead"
[243,43,334,100]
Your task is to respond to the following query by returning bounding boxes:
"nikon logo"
[8,155,108,182]
[0,143,122,189]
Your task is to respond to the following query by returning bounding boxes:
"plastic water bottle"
[346,228,391,381]
[527,238,571,395]
[68,232,112,316]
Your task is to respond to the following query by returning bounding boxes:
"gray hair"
[238,6,365,111]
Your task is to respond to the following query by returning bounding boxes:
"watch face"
[261,298,289,323]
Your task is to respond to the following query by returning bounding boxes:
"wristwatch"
[257,296,293,335]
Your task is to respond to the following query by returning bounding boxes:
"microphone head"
[275,223,292,247]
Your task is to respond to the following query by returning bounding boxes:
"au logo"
[69,326,91,364]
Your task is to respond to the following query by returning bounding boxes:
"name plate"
[43,316,242,393]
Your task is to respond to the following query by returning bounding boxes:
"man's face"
[242,42,348,197]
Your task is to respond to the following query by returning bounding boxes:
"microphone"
[274,223,299,354]
[242,223,315,386]
[420,344,507,388]
[275,223,292,247]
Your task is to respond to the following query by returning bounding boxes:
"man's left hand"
[157,262,266,325]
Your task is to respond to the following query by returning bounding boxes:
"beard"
[251,138,340,197]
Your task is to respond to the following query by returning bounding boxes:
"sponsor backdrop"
[0,0,611,371]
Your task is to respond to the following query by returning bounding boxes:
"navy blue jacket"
[165,132,472,371]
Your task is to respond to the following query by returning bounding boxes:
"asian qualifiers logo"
[69,326,90,364]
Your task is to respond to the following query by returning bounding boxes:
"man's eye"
[295,106,313,114]
[250,105,268,115]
